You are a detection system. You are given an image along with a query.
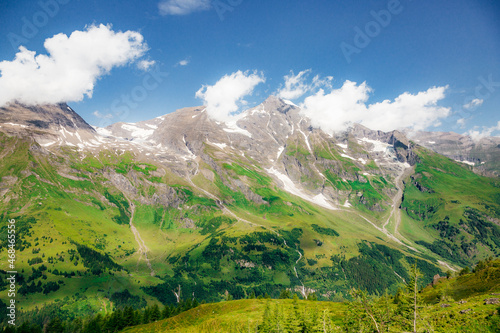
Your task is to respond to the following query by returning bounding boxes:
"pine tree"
[272,302,285,332]
[396,264,422,332]
[45,317,64,333]
[258,301,272,332]
[307,292,318,301]
[83,314,102,333]
[409,264,422,333]
[2,326,16,333]
[320,309,337,333]
[69,317,83,333]
[192,298,200,308]
[376,291,394,333]
[17,322,42,333]
[284,302,301,333]
[352,289,381,333]
[142,307,151,324]
[133,310,142,325]
[104,309,124,332]
[122,306,135,327]
[279,289,291,299]
[161,305,172,319]
[150,304,161,322]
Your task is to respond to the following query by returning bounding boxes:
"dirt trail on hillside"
[127,198,155,276]
[338,164,419,253]
[383,165,415,240]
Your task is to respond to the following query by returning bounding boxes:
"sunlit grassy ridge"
[123,260,500,333]
[122,299,346,333]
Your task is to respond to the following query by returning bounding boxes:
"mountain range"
[0,97,499,321]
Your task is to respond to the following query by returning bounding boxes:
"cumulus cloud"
[159,0,211,15]
[466,121,500,141]
[178,58,190,66]
[195,70,265,122]
[300,81,450,133]
[0,24,148,107]
[138,59,156,71]
[276,69,332,100]
[456,118,467,128]
[463,98,484,109]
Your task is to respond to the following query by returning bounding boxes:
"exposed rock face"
[1,96,495,216]
[484,298,499,305]
[0,102,95,132]
[408,130,500,176]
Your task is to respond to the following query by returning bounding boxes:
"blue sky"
[0,0,498,137]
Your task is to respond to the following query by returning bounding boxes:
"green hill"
[122,259,500,333]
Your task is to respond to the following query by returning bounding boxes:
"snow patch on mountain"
[207,140,227,150]
[359,138,391,152]
[121,123,154,141]
[340,153,355,160]
[5,122,27,128]
[93,127,112,137]
[276,146,285,159]
[266,167,337,210]
[455,160,475,166]
[223,122,252,137]
[298,128,312,153]
[283,99,298,107]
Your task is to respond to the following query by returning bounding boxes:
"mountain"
[0,102,98,148]
[408,130,500,177]
[0,98,499,326]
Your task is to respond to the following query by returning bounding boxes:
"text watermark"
[7,0,73,51]
[6,218,17,326]
[340,0,412,64]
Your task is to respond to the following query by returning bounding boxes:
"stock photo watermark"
[6,218,17,326]
[340,0,412,64]
[7,0,72,51]
[213,0,243,21]
[97,66,169,128]
[449,74,500,128]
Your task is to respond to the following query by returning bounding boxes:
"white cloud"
[138,59,156,71]
[456,118,467,128]
[466,121,500,141]
[93,110,112,119]
[159,0,211,15]
[300,81,450,133]
[463,98,484,109]
[178,59,190,66]
[195,70,265,122]
[276,69,332,100]
[0,24,148,107]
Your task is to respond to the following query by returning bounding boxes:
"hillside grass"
[122,299,346,333]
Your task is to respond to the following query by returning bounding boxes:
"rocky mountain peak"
[261,95,297,114]
[0,102,95,133]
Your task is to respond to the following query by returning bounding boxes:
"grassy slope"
[400,145,500,266]
[124,260,500,333]
[122,299,346,333]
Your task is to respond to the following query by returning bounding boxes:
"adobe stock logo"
[7,0,72,51]
[96,66,169,128]
[340,0,412,64]
[213,0,243,21]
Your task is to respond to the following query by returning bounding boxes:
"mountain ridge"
[0,97,499,326]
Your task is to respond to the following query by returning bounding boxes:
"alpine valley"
[0,97,499,330]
